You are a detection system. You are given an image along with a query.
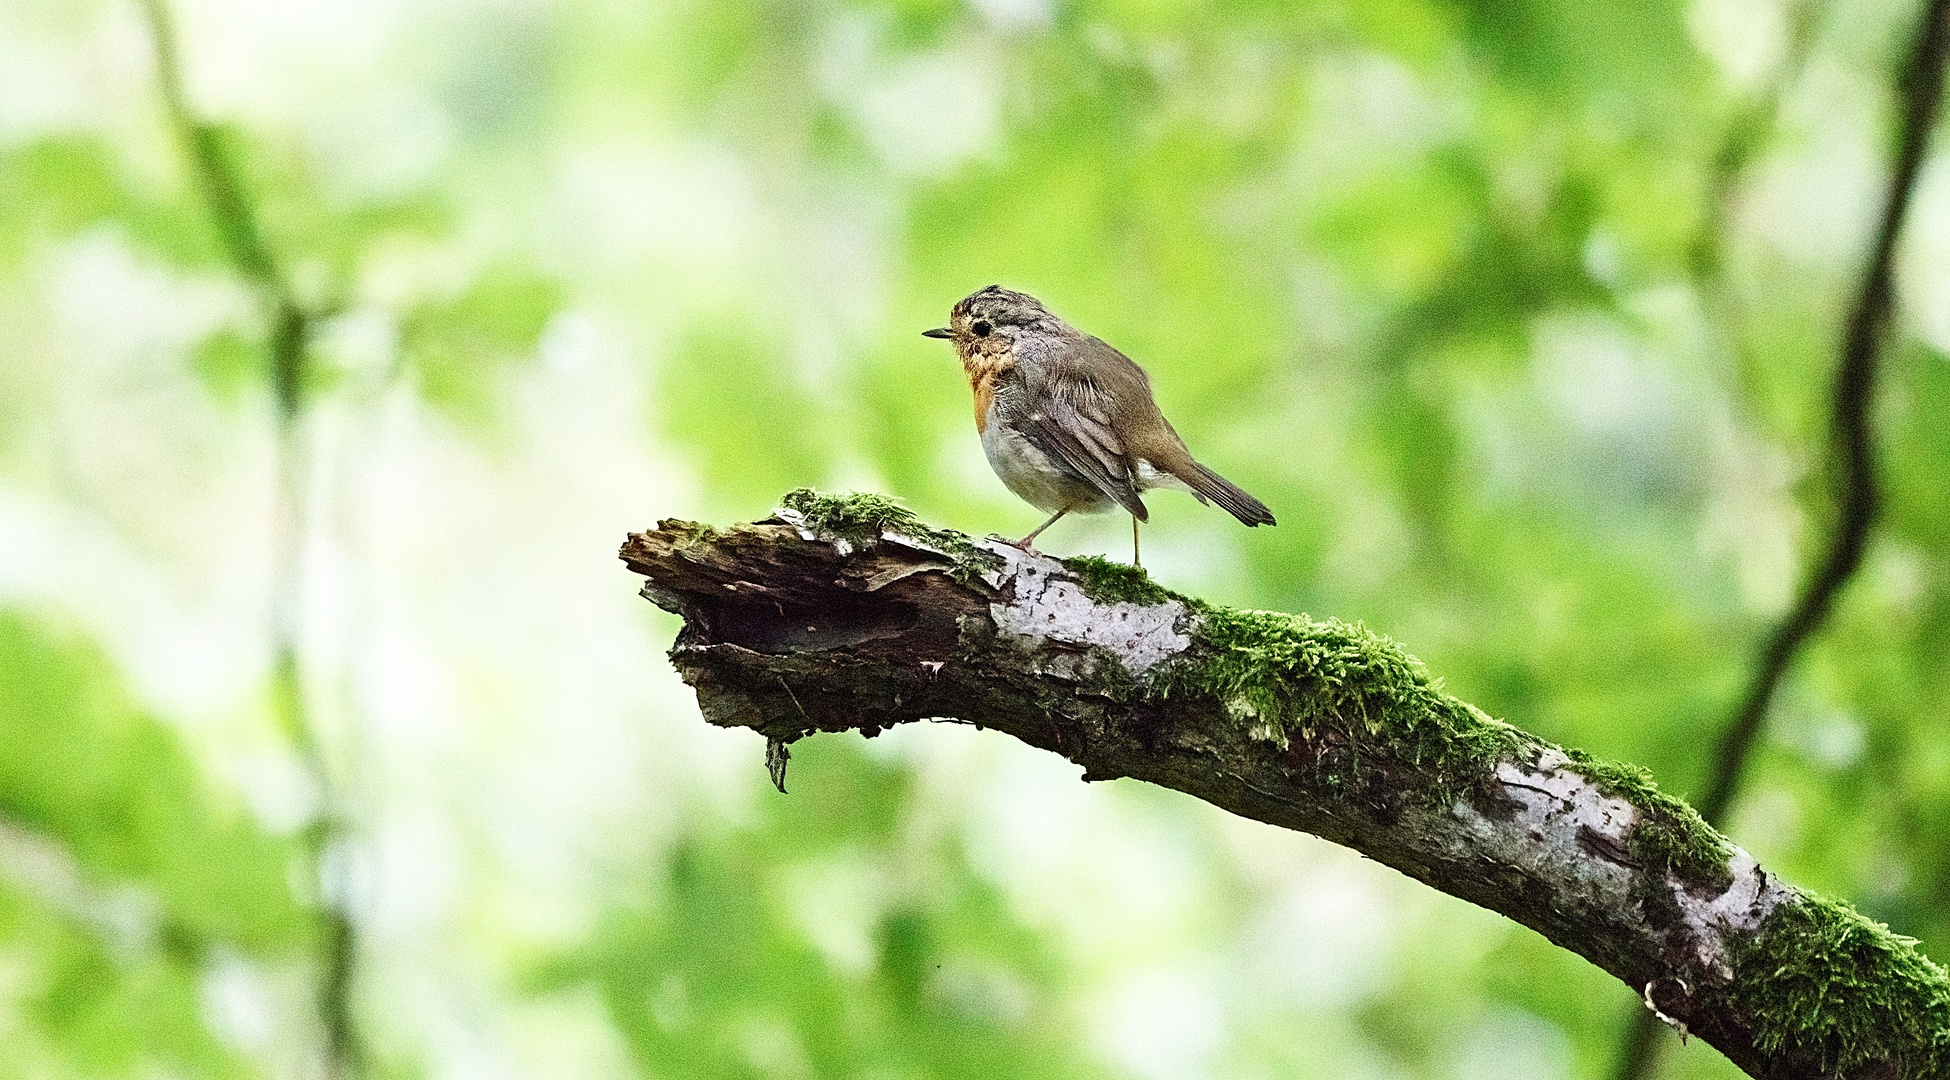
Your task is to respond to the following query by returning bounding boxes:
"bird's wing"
[1011,369,1149,521]
[1064,338,1277,528]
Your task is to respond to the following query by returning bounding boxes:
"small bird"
[924,285,1274,565]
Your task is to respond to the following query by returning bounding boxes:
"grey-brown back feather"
[978,291,1276,528]
[1182,462,1276,525]
[989,344,1149,520]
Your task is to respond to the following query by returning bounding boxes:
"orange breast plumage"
[965,356,1012,434]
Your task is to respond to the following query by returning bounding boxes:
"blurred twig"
[1688,0,1828,287]
[1614,1,1950,1077]
[136,2,365,1077]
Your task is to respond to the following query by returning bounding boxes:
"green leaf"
[402,263,563,431]
[188,327,260,404]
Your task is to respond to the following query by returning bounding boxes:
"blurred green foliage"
[0,616,304,949]
[4,0,1950,1077]
[403,263,564,430]
[658,315,832,504]
[536,740,1108,1080]
[0,615,305,1079]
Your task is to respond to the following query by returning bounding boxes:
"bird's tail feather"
[1183,462,1275,527]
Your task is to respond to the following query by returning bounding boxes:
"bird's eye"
[972,320,992,337]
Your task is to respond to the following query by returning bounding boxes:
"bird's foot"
[988,533,1043,558]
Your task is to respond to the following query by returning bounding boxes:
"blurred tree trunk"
[623,498,1950,1080]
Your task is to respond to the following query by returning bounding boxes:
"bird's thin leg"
[1132,516,1141,569]
[1011,509,1068,554]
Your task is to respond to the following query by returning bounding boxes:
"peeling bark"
[621,500,1950,1080]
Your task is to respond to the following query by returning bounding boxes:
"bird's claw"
[987,533,1043,558]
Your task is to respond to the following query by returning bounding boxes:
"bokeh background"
[5,0,1950,1077]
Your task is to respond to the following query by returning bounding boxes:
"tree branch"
[623,491,1950,1080]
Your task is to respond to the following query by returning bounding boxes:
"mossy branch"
[623,491,1950,1080]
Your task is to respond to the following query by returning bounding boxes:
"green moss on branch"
[776,489,1004,586]
[1058,555,1184,607]
[1562,750,1734,891]
[1158,607,1524,786]
[1152,602,1732,886]
[778,489,927,541]
[1728,895,1950,1077]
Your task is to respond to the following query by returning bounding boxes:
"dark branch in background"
[623,495,1950,1080]
[1616,2,1950,1076]
[135,2,365,1077]
[1703,0,1945,829]
[1700,0,1942,822]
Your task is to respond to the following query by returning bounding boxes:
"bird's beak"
[921,327,954,339]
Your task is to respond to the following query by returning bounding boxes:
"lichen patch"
[990,551,1191,673]
[1672,847,1792,975]
[1449,750,1641,914]
[1496,751,1640,858]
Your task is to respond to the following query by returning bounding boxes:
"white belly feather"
[981,422,1188,513]
[1134,458,1196,494]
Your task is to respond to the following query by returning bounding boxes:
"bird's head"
[922,285,1054,359]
